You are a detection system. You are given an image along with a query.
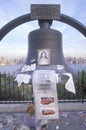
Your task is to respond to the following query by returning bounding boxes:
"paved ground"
[0,111,86,130]
[47,111,86,130]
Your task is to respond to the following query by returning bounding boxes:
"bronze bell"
[25,20,75,76]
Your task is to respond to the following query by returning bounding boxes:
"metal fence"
[0,71,86,104]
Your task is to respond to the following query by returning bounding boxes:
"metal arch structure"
[0,13,86,41]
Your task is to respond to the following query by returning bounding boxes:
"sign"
[32,70,59,120]
[31,4,60,20]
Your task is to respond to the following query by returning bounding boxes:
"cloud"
[0,9,8,28]
[0,44,12,49]
[63,46,86,57]
[12,21,38,35]
[28,0,60,4]
[0,43,27,58]
[52,21,68,33]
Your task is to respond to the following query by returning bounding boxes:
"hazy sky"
[0,0,86,58]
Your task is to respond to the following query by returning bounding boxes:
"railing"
[0,71,86,104]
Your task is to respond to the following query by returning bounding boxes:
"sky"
[0,0,86,59]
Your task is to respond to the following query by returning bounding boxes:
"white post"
[32,70,59,130]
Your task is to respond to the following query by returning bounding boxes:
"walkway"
[0,111,86,130]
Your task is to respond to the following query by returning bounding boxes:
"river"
[0,64,86,74]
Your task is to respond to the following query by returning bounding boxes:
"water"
[69,64,86,72]
[0,64,86,73]
[0,64,22,73]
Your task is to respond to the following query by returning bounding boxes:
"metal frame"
[0,13,86,41]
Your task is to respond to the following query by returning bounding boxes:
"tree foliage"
[0,71,86,102]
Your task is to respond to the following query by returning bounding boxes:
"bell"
[25,20,75,76]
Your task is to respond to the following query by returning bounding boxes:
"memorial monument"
[15,5,76,130]
[1,4,85,130]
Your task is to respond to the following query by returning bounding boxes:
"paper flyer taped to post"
[32,70,59,120]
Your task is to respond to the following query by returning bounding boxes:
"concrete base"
[59,102,86,111]
[0,102,86,112]
[0,103,27,112]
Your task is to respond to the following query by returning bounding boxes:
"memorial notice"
[31,4,60,20]
[32,70,59,120]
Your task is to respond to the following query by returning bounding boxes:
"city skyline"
[0,56,86,65]
[0,0,86,58]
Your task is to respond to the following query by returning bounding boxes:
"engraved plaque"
[31,4,60,20]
